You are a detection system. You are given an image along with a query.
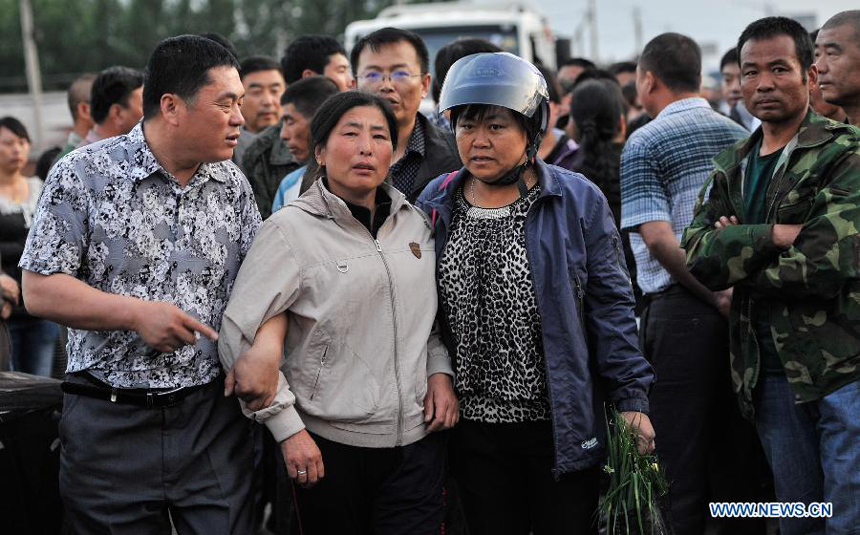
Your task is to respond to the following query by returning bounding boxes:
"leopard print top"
[438,184,551,423]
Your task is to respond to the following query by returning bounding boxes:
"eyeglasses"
[358,70,422,87]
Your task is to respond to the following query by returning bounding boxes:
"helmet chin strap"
[480,134,543,197]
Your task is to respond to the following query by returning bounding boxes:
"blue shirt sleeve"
[272,167,305,213]
[620,138,672,230]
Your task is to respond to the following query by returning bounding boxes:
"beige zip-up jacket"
[219,179,452,448]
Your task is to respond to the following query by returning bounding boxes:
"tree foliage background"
[0,0,443,93]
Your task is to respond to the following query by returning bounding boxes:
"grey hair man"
[814,10,860,125]
[53,73,96,164]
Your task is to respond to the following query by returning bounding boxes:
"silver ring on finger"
[297,469,307,475]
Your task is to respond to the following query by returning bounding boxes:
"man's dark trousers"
[640,284,766,535]
[59,375,255,534]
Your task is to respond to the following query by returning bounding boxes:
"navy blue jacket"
[416,160,654,477]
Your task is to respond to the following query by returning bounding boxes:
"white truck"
[344,1,560,74]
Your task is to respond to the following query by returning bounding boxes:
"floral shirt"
[19,124,262,388]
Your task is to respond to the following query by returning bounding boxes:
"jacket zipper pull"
[375,239,382,253]
[310,347,328,401]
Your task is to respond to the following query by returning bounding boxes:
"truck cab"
[345,1,559,77]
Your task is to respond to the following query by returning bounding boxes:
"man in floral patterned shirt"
[19,35,261,533]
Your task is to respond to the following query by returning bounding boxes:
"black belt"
[61,374,210,408]
[643,283,686,302]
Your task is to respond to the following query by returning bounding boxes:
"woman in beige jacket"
[218,91,457,534]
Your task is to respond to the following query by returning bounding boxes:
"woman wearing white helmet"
[416,52,656,534]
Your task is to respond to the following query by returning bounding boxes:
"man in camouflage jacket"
[242,120,299,219]
[682,108,860,417]
[682,16,860,535]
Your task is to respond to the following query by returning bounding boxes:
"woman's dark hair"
[569,80,624,181]
[449,104,541,147]
[0,116,30,143]
[306,91,398,181]
[143,34,240,120]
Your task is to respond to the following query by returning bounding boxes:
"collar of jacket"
[243,121,295,167]
[292,177,409,224]
[550,136,580,167]
[712,108,849,176]
[420,157,563,229]
[240,121,296,178]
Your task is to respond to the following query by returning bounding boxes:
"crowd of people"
[0,7,858,535]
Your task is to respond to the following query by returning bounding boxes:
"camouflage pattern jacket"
[681,110,860,418]
[241,121,299,220]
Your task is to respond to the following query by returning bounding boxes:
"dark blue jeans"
[754,374,860,535]
[9,317,59,377]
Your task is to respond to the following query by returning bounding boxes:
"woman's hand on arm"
[224,313,287,411]
[424,373,459,432]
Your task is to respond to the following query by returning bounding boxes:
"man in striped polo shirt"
[620,32,764,535]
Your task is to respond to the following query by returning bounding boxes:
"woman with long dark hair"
[569,80,641,310]
[569,80,626,223]
[219,91,457,534]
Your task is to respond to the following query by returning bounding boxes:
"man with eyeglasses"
[352,27,461,202]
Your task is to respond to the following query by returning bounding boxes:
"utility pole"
[572,17,587,57]
[588,0,599,63]
[633,7,643,57]
[19,0,44,151]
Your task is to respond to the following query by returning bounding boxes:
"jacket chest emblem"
[409,242,422,259]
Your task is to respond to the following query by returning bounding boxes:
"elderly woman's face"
[0,127,29,175]
[316,105,394,195]
[455,106,528,183]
